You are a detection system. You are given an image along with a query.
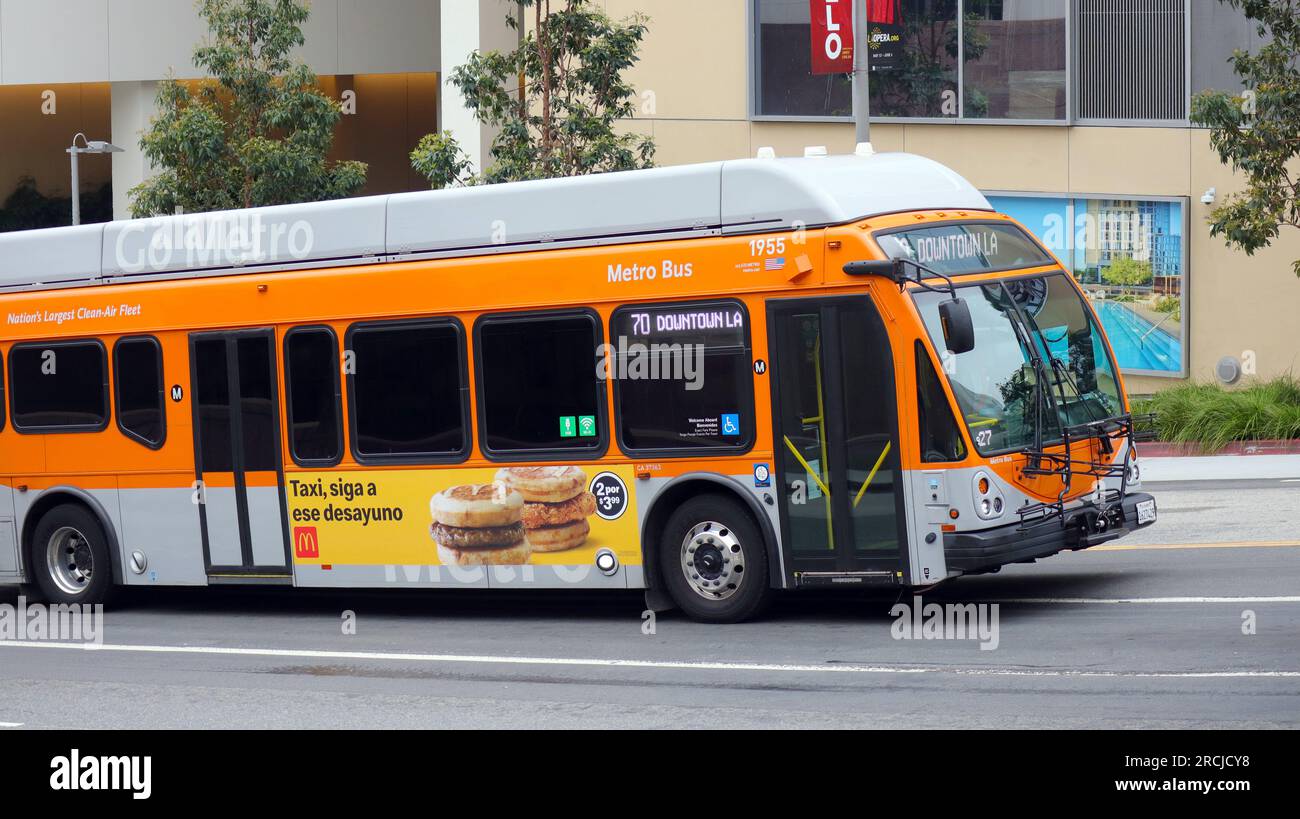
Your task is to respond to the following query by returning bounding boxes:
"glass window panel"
[869,0,960,118]
[115,338,165,446]
[755,0,853,117]
[10,342,107,430]
[962,0,1067,120]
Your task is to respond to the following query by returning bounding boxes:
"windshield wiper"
[1003,301,1052,456]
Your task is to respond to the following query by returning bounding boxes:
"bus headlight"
[972,471,1005,521]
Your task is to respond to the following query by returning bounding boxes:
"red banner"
[809,0,853,75]
[867,0,897,25]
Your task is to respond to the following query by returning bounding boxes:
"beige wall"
[604,0,1300,392]
[0,0,441,84]
[0,82,111,199]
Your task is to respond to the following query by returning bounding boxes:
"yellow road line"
[1094,540,1300,552]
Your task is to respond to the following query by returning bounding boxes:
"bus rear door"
[768,296,907,585]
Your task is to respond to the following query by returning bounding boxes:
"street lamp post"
[67,133,123,226]
[852,0,871,144]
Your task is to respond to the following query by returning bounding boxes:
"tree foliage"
[1102,257,1154,288]
[130,0,366,217]
[0,177,113,232]
[411,0,655,189]
[1190,0,1300,276]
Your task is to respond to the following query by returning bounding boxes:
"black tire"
[28,504,116,606]
[660,494,771,623]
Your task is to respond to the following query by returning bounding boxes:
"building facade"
[0,0,515,220]
[1,0,1297,394]
[605,0,1299,394]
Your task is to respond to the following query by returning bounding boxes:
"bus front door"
[768,296,907,584]
[190,330,292,580]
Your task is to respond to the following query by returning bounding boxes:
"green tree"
[1101,257,1154,289]
[1191,0,1300,276]
[411,0,654,188]
[130,0,366,217]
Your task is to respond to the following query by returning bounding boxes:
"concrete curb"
[1141,454,1300,482]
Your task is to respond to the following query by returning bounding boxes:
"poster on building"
[809,1,901,75]
[989,194,1187,377]
[866,0,902,72]
[809,0,854,74]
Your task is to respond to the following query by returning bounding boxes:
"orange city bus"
[0,149,1156,622]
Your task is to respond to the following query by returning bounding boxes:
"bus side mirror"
[939,298,975,355]
[843,259,905,281]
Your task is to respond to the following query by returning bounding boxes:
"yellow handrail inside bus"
[782,436,832,499]
[853,442,892,509]
[814,335,832,548]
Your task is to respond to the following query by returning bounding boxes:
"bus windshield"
[913,273,1125,455]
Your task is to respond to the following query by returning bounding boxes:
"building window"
[610,300,755,454]
[870,0,960,118]
[9,341,109,431]
[346,320,469,462]
[753,0,1065,121]
[989,193,1188,377]
[114,336,165,448]
[754,0,1196,124]
[963,0,1067,120]
[285,328,341,465]
[754,0,853,117]
[475,311,606,458]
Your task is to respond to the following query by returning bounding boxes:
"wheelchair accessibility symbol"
[721,413,740,436]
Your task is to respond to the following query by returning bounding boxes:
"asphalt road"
[1,479,1297,729]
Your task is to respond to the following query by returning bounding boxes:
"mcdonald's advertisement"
[286,465,642,568]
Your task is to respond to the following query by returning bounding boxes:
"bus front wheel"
[660,495,770,623]
[29,504,116,606]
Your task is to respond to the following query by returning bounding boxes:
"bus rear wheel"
[29,504,115,606]
[660,495,770,623]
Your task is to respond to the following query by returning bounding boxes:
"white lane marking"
[0,640,1296,679]
[0,722,23,727]
[996,596,1300,604]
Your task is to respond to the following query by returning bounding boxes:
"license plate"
[1136,499,1157,526]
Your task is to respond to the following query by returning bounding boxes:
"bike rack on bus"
[1015,412,1157,533]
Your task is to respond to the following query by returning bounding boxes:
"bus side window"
[9,340,109,432]
[475,310,606,458]
[346,319,469,463]
[114,336,166,448]
[284,327,341,465]
[915,341,967,463]
[609,299,755,454]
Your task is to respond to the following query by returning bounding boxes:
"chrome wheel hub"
[46,526,94,596]
[680,521,745,601]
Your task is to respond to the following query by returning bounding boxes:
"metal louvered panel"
[1077,0,1188,121]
